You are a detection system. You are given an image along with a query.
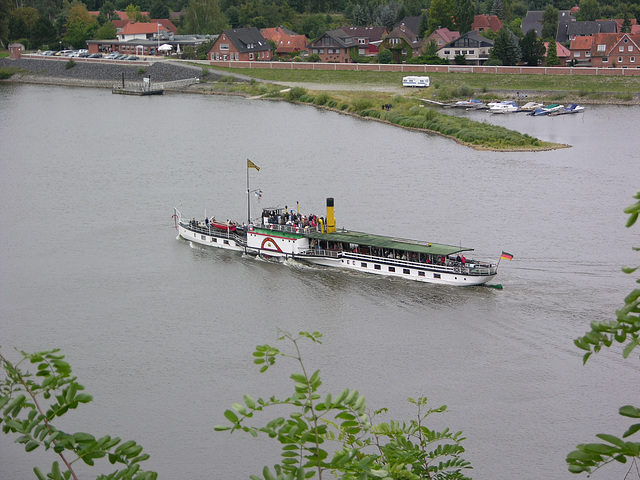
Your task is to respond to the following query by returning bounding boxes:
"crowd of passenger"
[262,207,324,231]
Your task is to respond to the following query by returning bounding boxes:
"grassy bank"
[193,78,561,151]
[219,67,640,101]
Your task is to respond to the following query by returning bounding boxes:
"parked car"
[56,50,75,56]
[41,50,55,56]
[88,53,103,58]
[105,52,119,59]
[126,55,139,60]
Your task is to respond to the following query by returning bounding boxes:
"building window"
[619,56,623,63]
[574,52,581,57]
[597,44,606,52]
[585,51,591,57]
[418,271,425,277]
[631,57,636,63]
[249,53,254,60]
[201,235,206,240]
[212,238,217,242]
[629,46,634,52]
[603,56,608,62]
[403,268,410,274]
[620,46,624,52]
[434,273,441,279]
[220,44,229,50]
[444,50,450,55]
[402,49,407,55]
[223,240,229,245]
[361,262,367,268]
[374,264,381,270]
[320,49,324,54]
[358,38,366,44]
[388,266,395,272]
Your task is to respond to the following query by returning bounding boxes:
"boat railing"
[257,222,320,235]
[181,220,246,243]
[299,250,497,275]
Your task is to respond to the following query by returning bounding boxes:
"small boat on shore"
[549,103,585,115]
[489,101,518,114]
[175,198,501,287]
[520,101,544,111]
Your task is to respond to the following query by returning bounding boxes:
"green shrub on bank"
[285,86,307,101]
[65,59,75,69]
[0,67,19,79]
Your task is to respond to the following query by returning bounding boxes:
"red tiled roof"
[591,32,640,56]
[260,27,307,53]
[472,15,503,32]
[122,22,168,35]
[433,28,460,44]
[570,36,593,50]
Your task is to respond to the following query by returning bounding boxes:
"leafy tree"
[519,28,545,66]
[541,4,558,41]
[567,191,640,475]
[428,0,455,32]
[184,0,228,34]
[621,10,632,33]
[377,48,393,63]
[0,0,10,48]
[31,16,58,49]
[418,11,429,37]
[0,348,157,480]
[95,20,117,39]
[455,0,475,33]
[577,0,600,21]
[226,5,239,27]
[404,0,423,16]
[125,3,145,22]
[215,331,472,480]
[489,27,521,65]
[63,3,98,49]
[196,38,215,59]
[545,40,560,66]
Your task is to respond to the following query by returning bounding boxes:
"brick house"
[260,26,307,58]
[308,29,358,63]
[208,27,272,61]
[471,15,503,34]
[424,28,460,50]
[543,41,572,65]
[338,26,387,56]
[379,24,423,62]
[590,32,640,67]
[569,36,594,65]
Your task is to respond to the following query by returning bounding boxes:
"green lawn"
[220,67,640,95]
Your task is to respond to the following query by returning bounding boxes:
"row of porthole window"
[197,233,230,245]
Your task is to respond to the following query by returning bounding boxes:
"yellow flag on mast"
[247,159,260,171]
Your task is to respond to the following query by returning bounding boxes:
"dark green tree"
[577,0,600,21]
[94,20,117,39]
[0,0,10,47]
[545,40,560,66]
[489,27,521,65]
[31,16,58,49]
[455,0,475,33]
[149,0,170,19]
[519,28,545,66]
[541,4,558,41]
[404,0,423,16]
[184,0,228,34]
[226,6,239,27]
[621,11,632,33]
[377,48,393,63]
[418,11,429,37]
[567,191,640,476]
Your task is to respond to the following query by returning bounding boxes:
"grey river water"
[1,83,638,480]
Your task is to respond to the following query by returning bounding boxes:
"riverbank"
[0,57,567,151]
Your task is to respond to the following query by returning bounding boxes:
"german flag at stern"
[500,251,514,261]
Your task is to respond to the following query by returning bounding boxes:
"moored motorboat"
[528,104,564,116]
[520,101,544,111]
[175,198,502,287]
[489,101,518,114]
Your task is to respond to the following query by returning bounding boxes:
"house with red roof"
[472,15,503,34]
[88,10,150,21]
[208,27,272,61]
[424,28,460,50]
[338,26,387,56]
[590,32,640,67]
[260,26,307,58]
[569,35,594,65]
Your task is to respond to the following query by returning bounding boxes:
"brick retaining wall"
[208,60,640,76]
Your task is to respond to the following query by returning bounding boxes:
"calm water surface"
[0,84,638,480]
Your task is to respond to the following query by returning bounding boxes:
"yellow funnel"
[326,198,336,233]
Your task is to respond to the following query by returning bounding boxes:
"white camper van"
[402,76,430,87]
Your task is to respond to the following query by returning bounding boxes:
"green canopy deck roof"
[307,230,473,256]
